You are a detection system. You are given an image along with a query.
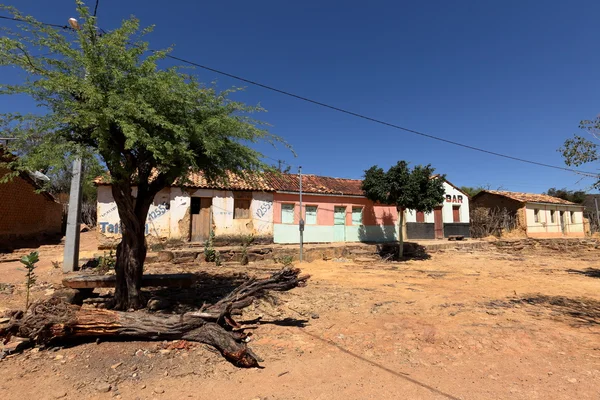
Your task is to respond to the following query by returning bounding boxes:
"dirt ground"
[1,234,600,400]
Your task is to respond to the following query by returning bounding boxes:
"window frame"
[570,211,575,224]
[415,211,425,223]
[352,206,363,226]
[534,208,540,223]
[305,205,318,225]
[281,203,295,224]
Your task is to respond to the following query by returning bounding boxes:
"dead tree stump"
[1,267,309,367]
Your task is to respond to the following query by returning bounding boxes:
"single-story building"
[96,172,275,243]
[0,147,63,246]
[96,171,470,244]
[471,190,585,238]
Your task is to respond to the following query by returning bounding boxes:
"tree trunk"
[397,207,404,259]
[111,184,153,311]
[1,267,309,368]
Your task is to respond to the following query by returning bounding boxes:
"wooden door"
[452,206,460,223]
[333,206,346,242]
[191,197,212,242]
[434,207,443,239]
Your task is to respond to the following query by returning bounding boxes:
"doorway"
[334,206,346,242]
[190,197,212,242]
[434,207,444,239]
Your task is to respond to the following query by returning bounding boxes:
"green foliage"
[0,2,288,308]
[362,161,446,213]
[362,161,445,258]
[560,117,600,188]
[276,255,294,266]
[204,230,217,262]
[96,250,116,273]
[545,188,586,204]
[20,251,39,309]
[460,186,486,198]
[240,234,254,266]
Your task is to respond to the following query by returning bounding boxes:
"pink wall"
[272,193,397,226]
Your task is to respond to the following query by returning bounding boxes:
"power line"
[164,54,599,179]
[0,15,70,30]
[1,14,599,179]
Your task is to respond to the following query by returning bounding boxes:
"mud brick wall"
[0,169,63,244]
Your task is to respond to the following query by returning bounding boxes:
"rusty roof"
[476,190,580,205]
[95,170,365,195]
[265,173,364,196]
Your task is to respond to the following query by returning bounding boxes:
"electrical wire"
[1,14,599,179]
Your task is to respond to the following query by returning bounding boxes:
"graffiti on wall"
[255,201,272,219]
[99,203,169,235]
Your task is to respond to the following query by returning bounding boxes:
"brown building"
[472,190,585,238]
[0,150,63,246]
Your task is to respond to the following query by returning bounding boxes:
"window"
[416,211,425,223]
[281,204,294,224]
[550,210,556,224]
[452,206,460,223]
[571,211,575,224]
[352,207,363,225]
[305,206,317,225]
[534,209,540,223]
[234,199,250,219]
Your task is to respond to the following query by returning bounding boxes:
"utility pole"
[595,197,600,233]
[63,17,85,273]
[299,166,304,262]
[63,157,83,272]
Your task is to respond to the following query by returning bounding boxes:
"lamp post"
[62,17,84,273]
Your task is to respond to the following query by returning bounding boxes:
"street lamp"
[68,18,80,30]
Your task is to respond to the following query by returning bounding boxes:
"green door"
[334,206,346,242]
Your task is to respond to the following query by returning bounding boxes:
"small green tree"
[0,2,286,309]
[560,116,600,188]
[362,161,446,258]
[20,251,39,309]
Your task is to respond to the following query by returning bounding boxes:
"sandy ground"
[1,235,599,400]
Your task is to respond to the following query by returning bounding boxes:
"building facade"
[96,172,470,244]
[0,165,63,246]
[472,190,585,238]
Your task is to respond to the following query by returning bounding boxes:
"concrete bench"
[62,273,196,289]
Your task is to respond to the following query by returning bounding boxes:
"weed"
[204,230,217,262]
[20,251,39,309]
[276,255,294,266]
[96,250,116,274]
[240,234,254,266]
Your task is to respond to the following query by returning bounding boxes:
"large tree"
[560,116,600,188]
[361,161,445,258]
[545,187,586,204]
[0,2,285,309]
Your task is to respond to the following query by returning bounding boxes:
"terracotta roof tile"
[265,173,364,196]
[95,170,365,195]
[479,190,580,205]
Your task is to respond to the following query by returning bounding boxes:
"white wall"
[404,182,470,224]
[97,186,274,240]
[525,204,584,236]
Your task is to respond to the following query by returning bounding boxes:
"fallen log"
[1,267,309,367]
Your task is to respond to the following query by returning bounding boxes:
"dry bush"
[470,207,518,238]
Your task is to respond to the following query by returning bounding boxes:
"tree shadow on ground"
[0,233,63,253]
[488,294,600,326]
[144,271,252,313]
[566,268,600,278]
[357,207,431,261]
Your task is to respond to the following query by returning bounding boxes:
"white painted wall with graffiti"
[405,182,470,223]
[97,186,274,240]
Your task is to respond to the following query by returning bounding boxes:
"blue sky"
[2,1,600,193]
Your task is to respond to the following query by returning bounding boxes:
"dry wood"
[1,267,309,367]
